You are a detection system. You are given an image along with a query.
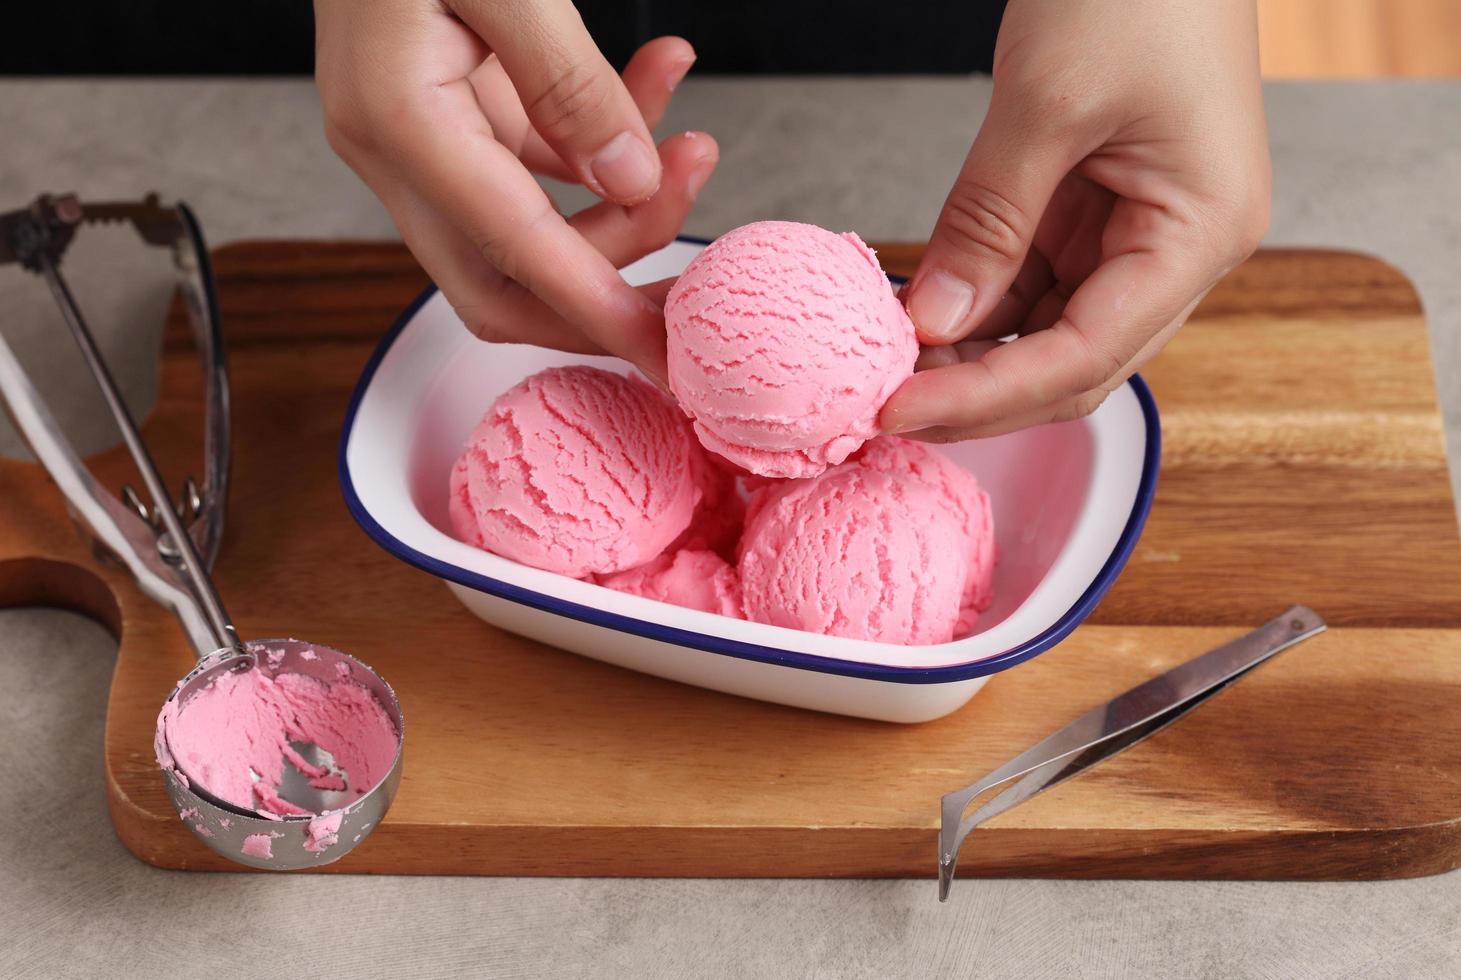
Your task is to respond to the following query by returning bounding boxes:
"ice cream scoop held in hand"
[665,221,918,479]
[449,365,699,578]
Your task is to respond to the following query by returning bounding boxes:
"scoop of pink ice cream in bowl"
[342,227,1160,723]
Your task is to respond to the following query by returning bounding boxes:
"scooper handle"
[0,195,243,661]
[36,254,245,658]
[0,327,233,658]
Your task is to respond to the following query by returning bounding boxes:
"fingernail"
[636,291,666,317]
[908,271,975,341]
[646,367,673,396]
[592,131,659,201]
[882,409,928,436]
[686,156,715,201]
[667,55,696,92]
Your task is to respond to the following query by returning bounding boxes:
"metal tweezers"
[937,605,1327,901]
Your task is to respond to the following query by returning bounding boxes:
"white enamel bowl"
[340,238,1160,723]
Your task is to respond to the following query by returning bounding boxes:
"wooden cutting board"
[3,242,1459,880]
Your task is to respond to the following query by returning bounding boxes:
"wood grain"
[1258,0,1461,78]
[3,242,1459,880]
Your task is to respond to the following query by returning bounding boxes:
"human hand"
[314,0,717,385]
[882,0,1270,440]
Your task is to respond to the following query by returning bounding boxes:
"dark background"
[2,1,1004,75]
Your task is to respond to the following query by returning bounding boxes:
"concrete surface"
[0,78,1458,979]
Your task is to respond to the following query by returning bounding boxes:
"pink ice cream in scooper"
[157,643,400,820]
[154,639,404,870]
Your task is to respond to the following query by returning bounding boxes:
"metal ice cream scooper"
[0,194,404,869]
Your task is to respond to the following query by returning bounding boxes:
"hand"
[314,0,718,385]
[882,0,1270,440]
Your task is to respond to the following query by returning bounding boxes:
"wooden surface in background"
[1259,0,1461,77]
[2,242,1460,880]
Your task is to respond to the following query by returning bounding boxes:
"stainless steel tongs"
[938,605,1327,900]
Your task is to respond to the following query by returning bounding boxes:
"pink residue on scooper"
[304,811,345,853]
[242,832,282,860]
[155,655,398,823]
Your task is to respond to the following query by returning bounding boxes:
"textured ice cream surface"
[665,221,918,479]
[596,549,744,618]
[739,464,968,645]
[668,437,746,558]
[157,663,398,818]
[853,437,997,624]
[450,366,700,578]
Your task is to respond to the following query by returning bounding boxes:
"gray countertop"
[1,78,1458,979]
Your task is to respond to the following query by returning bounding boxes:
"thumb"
[907,98,1078,344]
[452,0,663,205]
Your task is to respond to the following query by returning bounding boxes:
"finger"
[904,93,1091,345]
[635,276,677,309]
[400,186,677,356]
[381,182,679,356]
[619,36,696,130]
[905,92,1092,344]
[904,339,1070,439]
[905,391,1112,443]
[512,38,696,180]
[466,56,575,183]
[368,137,705,367]
[408,226,599,354]
[362,162,601,354]
[568,131,717,267]
[895,291,1197,442]
[1013,184,1119,336]
[1019,280,1077,337]
[955,174,1117,343]
[451,0,662,204]
[964,250,1054,341]
[914,345,961,372]
[915,339,1000,373]
[883,243,1211,434]
[379,76,668,378]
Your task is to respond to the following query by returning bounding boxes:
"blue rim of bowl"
[337,237,1161,684]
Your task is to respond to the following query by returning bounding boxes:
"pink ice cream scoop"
[739,463,968,645]
[160,661,399,818]
[853,436,997,624]
[667,439,746,558]
[596,548,744,618]
[450,365,700,578]
[153,640,403,870]
[665,221,918,479]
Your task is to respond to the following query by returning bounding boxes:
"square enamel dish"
[340,237,1159,723]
